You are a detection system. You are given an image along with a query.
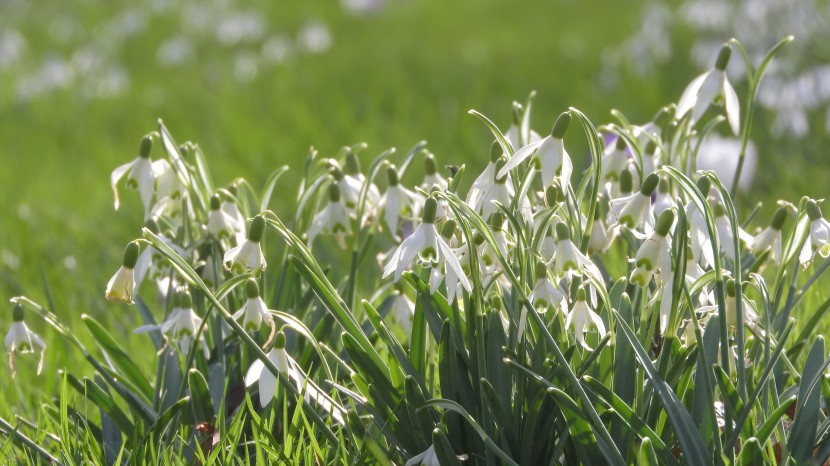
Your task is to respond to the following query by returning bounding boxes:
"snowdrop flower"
[601,137,631,197]
[505,102,542,150]
[380,164,424,238]
[383,197,465,284]
[498,112,574,191]
[676,44,740,135]
[529,262,566,313]
[608,173,659,236]
[553,223,597,279]
[681,319,698,346]
[565,288,607,350]
[713,203,752,263]
[232,278,273,332]
[111,135,155,212]
[421,153,448,191]
[388,290,415,334]
[640,140,661,181]
[428,220,472,303]
[308,183,352,248]
[406,445,439,466]
[206,194,237,240]
[724,279,764,337]
[467,143,502,208]
[335,153,381,214]
[588,205,615,254]
[245,331,291,408]
[473,157,513,219]
[134,218,182,290]
[6,302,46,376]
[749,206,788,263]
[105,241,140,304]
[799,200,830,266]
[479,212,511,267]
[653,177,675,216]
[161,289,203,339]
[224,215,267,273]
[686,176,715,267]
[221,185,246,234]
[630,209,675,287]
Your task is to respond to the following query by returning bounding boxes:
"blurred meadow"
[2,0,829,416]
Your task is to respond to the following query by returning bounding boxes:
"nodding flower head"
[106,241,140,304]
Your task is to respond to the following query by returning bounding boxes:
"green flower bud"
[695,176,711,196]
[771,206,787,230]
[210,194,222,210]
[645,140,657,156]
[620,167,634,194]
[247,215,265,242]
[725,278,736,297]
[489,211,505,230]
[490,141,502,163]
[330,166,345,181]
[615,137,627,151]
[245,278,260,299]
[576,287,587,302]
[422,197,437,224]
[424,153,438,175]
[715,44,731,71]
[806,200,823,221]
[658,177,670,193]
[535,261,548,280]
[386,165,399,186]
[655,210,675,236]
[551,112,571,139]
[640,173,660,196]
[145,217,160,235]
[328,183,341,203]
[546,182,563,206]
[555,223,570,241]
[178,288,193,309]
[440,219,457,239]
[512,102,522,125]
[12,303,24,322]
[139,136,153,158]
[274,331,286,349]
[344,151,361,176]
[122,241,140,268]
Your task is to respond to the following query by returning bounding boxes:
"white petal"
[676,72,708,119]
[439,240,471,292]
[723,79,741,135]
[498,138,546,179]
[691,71,722,123]
[258,367,277,407]
[110,160,135,210]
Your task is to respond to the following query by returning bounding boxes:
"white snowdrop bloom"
[406,445,439,466]
[474,157,513,219]
[224,215,267,272]
[149,158,189,220]
[381,165,424,238]
[221,187,246,235]
[105,241,140,304]
[308,183,352,248]
[723,279,764,337]
[498,112,574,191]
[749,207,787,264]
[653,177,675,216]
[630,210,674,287]
[713,203,753,263]
[529,265,565,313]
[383,198,467,286]
[134,218,182,290]
[553,223,598,279]
[335,154,381,214]
[588,210,614,255]
[421,153,448,191]
[206,194,238,240]
[5,303,46,375]
[640,141,662,182]
[111,135,156,212]
[467,143,502,208]
[565,288,607,351]
[136,289,205,352]
[505,103,543,150]
[388,291,415,334]
[681,319,698,346]
[246,332,345,423]
[608,173,659,236]
[676,44,740,135]
[685,176,716,267]
[428,221,472,303]
[600,137,631,196]
[800,200,830,266]
[232,279,273,332]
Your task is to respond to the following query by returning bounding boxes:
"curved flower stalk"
[676,44,740,135]
[383,198,467,290]
[308,183,352,248]
[800,200,830,266]
[380,164,424,238]
[565,287,607,350]
[5,302,46,376]
[105,241,140,304]
[498,112,574,191]
[224,215,267,272]
[630,209,675,288]
[749,206,788,264]
[232,278,274,332]
[111,135,156,213]
[245,331,345,424]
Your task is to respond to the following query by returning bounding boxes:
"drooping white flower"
[5,302,46,375]
[428,220,472,303]
[676,44,740,135]
[308,183,352,248]
[565,288,607,350]
[220,187,246,235]
[111,135,156,213]
[467,143,502,208]
[521,263,566,338]
[498,112,574,191]
[749,206,788,264]
[600,137,631,197]
[134,218,183,290]
[608,173,659,236]
[406,445,439,466]
[653,177,675,217]
[206,193,238,240]
[800,200,830,266]
[724,279,764,338]
[105,241,140,304]
[134,288,206,353]
[380,165,424,238]
[421,153,448,192]
[474,157,514,219]
[713,203,753,263]
[232,278,273,332]
[333,156,381,216]
[553,223,599,280]
[384,198,468,288]
[224,215,267,272]
[630,210,674,287]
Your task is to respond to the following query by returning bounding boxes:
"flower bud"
[545,182,563,206]
[489,211,505,230]
[490,141,502,163]
[715,44,732,71]
[655,209,675,236]
[422,197,437,224]
[424,153,438,175]
[330,166,345,181]
[12,303,24,322]
[246,278,260,299]
[440,219,457,239]
[551,112,571,139]
[639,173,660,196]
[535,261,548,280]
[695,176,711,196]
[145,217,160,235]
[615,137,627,151]
[555,223,570,241]
[620,167,634,194]
[122,241,140,268]
[806,200,823,221]
[139,136,153,159]
[247,215,265,243]
[770,206,787,230]
[274,330,287,349]
[725,278,736,297]
[210,194,222,210]
[344,151,361,176]
[512,102,522,125]
[177,288,193,308]
[645,140,657,156]
[386,165,400,186]
[576,287,587,302]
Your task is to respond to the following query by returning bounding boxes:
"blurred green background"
[1,0,828,413]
